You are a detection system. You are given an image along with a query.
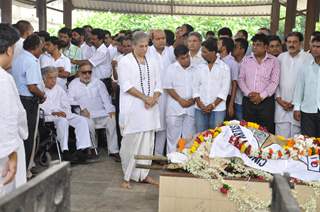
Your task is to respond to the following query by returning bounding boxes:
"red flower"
[257,176,264,181]
[240,120,247,126]
[220,187,228,194]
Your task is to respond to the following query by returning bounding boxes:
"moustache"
[288,46,295,49]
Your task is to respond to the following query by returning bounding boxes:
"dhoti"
[120,131,155,182]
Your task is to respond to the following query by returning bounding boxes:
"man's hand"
[52,111,67,118]
[203,103,215,113]
[249,92,262,104]
[228,103,235,118]
[108,112,116,118]
[276,97,294,111]
[195,98,206,111]
[143,96,155,109]
[2,152,17,186]
[293,111,301,121]
[80,109,90,118]
[39,94,47,104]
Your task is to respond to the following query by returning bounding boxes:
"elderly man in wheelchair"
[40,66,94,162]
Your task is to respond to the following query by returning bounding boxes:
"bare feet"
[121,181,132,189]
[142,176,159,188]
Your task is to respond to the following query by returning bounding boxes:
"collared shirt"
[40,84,73,122]
[193,58,231,111]
[163,62,195,117]
[293,59,320,113]
[238,53,280,99]
[89,44,112,79]
[108,44,118,61]
[190,49,206,66]
[80,42,95,60]
[118,52,162,135]
[276,50,313,123]
[68,78,115,119]
[0,67,28,158]
[63,43,82,75]
[13,38,25,60]
[11,50,43,96]
[40,53,71,90]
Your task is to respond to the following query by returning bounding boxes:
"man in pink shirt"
[238,34,280,133]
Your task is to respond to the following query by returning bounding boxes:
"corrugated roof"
[13,0,309,17]
[71,0,274,16]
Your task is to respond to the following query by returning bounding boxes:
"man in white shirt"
[40,36,71,90]
[68,64,120,161]
[118,31,162,189]
[0,24,28,197]
[71,28,113,94]
[276,32,313,138]
[12,20,34,59]
[164,45,195,154]
[71,27,95,60]
[187,32,206,66]
[193,38,230,133]
[147,29,175,156]
[40,66,93,161]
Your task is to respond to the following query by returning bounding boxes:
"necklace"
[133,53,150,96]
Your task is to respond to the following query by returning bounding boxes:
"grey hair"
[41,66,58,79]
[132,31,149,45]
[188,31,202,42]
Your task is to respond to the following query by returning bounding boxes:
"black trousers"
[242,96,275,133]
[20,96,39,169]
[301,110,320,137]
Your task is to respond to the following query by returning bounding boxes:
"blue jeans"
[195,109,226,133]
[235,103,243,121]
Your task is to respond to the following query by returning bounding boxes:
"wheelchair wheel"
[39,152,52,167]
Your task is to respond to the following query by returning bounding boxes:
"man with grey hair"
[118,31,162,189]
[187,31,205,66]
[147,29,175,156]
[40,66,93,161]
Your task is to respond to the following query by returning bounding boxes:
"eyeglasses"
[80,70,92,75]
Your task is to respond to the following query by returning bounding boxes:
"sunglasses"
[80,70,92,75]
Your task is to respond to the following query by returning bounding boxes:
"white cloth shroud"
[209,126,320,182]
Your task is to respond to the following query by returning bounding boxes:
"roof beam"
[90,0,272,8]
[284,0,297,36]
[1,0,12,23]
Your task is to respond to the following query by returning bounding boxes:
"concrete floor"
[70,150,161,212]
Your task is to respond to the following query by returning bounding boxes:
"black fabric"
[242,95,275,133]
[301,111,320,137]
[20,96,39,168]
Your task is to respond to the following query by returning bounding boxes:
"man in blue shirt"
[293,35,320,137]
[11,34,46,172]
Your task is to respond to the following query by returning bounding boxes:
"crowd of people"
[1,19,320,194]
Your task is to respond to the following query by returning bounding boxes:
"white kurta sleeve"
[59,86,72,115]
[0,76,21,158]
[67,81,84,108]
[153,60,163,93]
[64,57,71,73]
[97,80,115,113]
[163,65,174,89]
[217,65,231,101]
[89,50,106,68]
[118,57,135,92]
[192,68,201,98]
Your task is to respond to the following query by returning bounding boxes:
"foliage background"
[48,6,320,39]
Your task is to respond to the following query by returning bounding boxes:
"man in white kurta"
[40,67,92,153]
[164,45,196,154]
[275,32,313,138]
[0,24,27,197]
[118,31,162,188]
[147,30,175,156]
[68,64,119,157]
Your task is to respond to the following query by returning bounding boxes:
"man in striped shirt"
[238,34,280,133]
